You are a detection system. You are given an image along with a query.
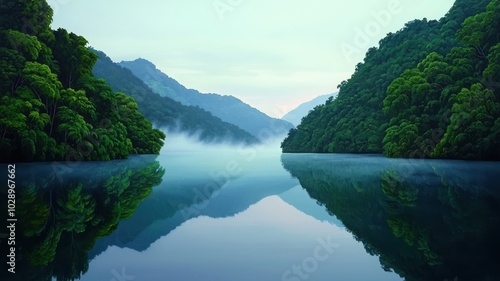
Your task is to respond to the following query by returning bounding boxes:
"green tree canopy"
[0,0,165,162]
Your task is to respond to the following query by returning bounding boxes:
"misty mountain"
[281,93,338,126]
[91,50,259,145]
[119,59,294,140]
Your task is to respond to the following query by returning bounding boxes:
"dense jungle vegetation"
[281,0,500,160]
[0,0,165,162]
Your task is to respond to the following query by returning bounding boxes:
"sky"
[49,0,455,118]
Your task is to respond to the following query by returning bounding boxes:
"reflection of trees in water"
[281,154,500,281]
[88,171,230,256]
[381,170,441,268]
[6,157,164,281]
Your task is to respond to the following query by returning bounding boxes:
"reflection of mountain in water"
[280,153,500,281]
[89,166,300,256]
[0,156,164,281]
[279,185,343,227]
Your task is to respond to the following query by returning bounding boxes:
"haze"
[49,0,455,117]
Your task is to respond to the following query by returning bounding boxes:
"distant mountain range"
[92,50,259,145]
[119,59,294,140]
[282,93,338,126]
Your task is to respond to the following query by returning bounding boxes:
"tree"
[57,184,95,233]
[56,106,92,144]
[50,29,97,88]
[482,43,500,89]
[22,61,63,135]
[0,0,53,36]
[456,0,500,57]
[2,30,41,61]
[433,84,500,159]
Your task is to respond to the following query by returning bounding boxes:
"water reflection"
[6,152,498,281]
[280,154,500,281]
[80,152,402,281]
[89,151,298,255]
[0,156,164,281]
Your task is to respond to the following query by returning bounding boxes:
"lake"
[2,147,500,281]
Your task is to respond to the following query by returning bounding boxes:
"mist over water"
[159,131,286,154]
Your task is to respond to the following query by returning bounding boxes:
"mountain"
[281,93,338,126]
[281,0,500,160]
[0,1,164,162]
[91,50,260,145]
[119,59,294,140]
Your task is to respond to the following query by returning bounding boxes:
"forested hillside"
[119,59,293,140]
[281,0,499,160]
[92,51,260,145]
[0,0,165,162]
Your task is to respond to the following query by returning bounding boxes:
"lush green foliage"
[0,0,165,162]
[92,51,260,145]
[281,0,499,160]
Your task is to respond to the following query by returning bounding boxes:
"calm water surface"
[2,148,500,281]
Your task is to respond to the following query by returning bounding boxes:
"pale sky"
[49,0,455,117]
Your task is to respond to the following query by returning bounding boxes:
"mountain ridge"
[282,93,338,126]
[119,58,294,140]
[91,50,260,145]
